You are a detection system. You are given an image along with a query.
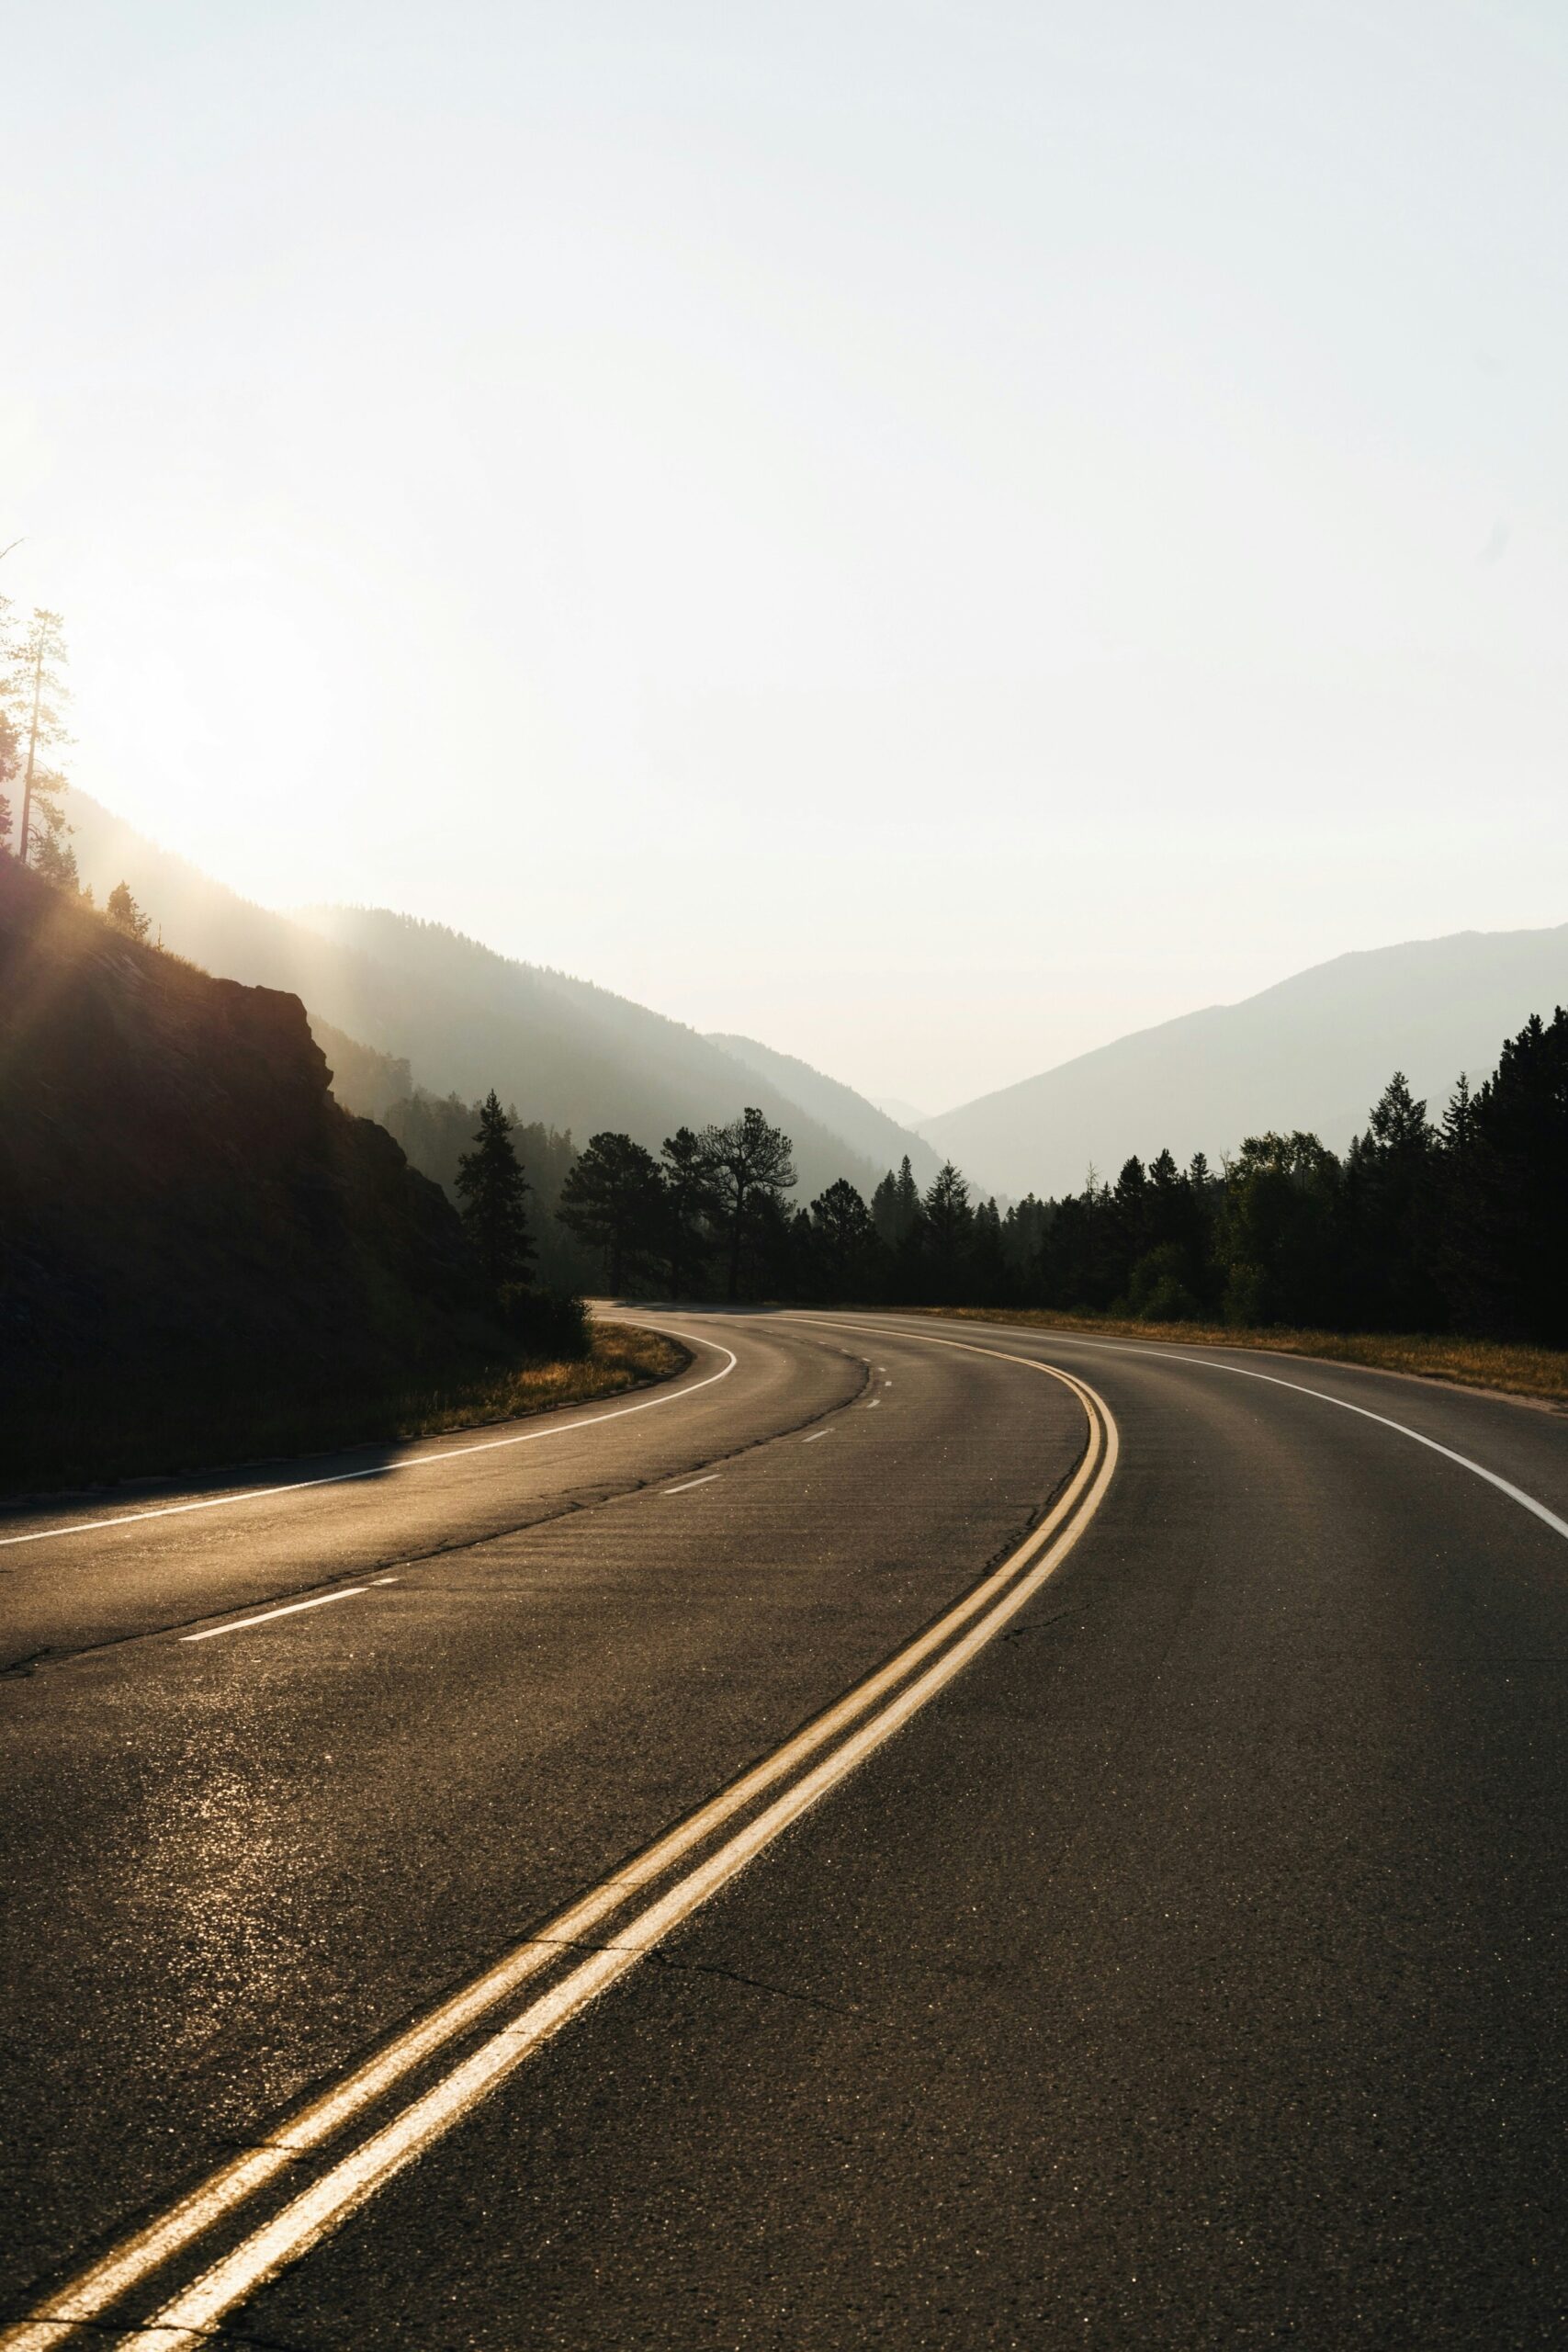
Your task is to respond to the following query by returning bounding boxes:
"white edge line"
[808,1312,1568,1547]
[0,1335,738,1552]
[179,1589,368,1643]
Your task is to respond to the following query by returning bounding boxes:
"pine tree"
[808,1178,877,1299]
[922,1161,974,1301]
[28,786,78,888]
[455,1091,535,1295]
[700,1107,795,1300]
[3,609,71,870]
[558,1131,665,1295]
[1343,1071,1438,1329]
[106,881,152,941]
[1453,1011,1568,1343]
[1441,1073,1473,1155]
[660,1126,718,1297]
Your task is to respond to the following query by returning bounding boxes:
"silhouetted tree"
[808,1178,879,1298]
[106,881,151,941]
[922,1160,974,1301]
[1450,1010,1568,1343]
[1343,1071,1439,1329]
[872,1155,922,1250]
[660,1125,717,1296]
[701,1107,795,1299]
[456,1090,535,1295]
[1220,1132,1340,1326]
[4,608,70,870]
[558,1130,664,1295]
[968,1196,1009,1304]
[28,785,78,888]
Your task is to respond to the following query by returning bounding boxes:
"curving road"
[1,1307,1566,2347]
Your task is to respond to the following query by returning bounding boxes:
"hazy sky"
[6,2,1565,1112]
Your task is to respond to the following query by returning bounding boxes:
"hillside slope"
[67,795,891,1199]
[924,923,1568,1198]
[705,1034,940,1188]
[0,857,472,1413]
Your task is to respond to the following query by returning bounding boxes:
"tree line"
[425,1008,1567,1350]
[9,594,1562,1352]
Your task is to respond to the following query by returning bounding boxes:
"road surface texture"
[1,1306,1565,2348]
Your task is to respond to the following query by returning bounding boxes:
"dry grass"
[890,1306,1568,1409]
[384,1323,688,1439]
[4,1323,689,1500]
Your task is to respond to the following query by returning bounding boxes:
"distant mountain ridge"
[924,922,1568,1198]
[64,794,914,1200]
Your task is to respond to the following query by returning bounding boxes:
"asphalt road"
[2,1307,1566,2348]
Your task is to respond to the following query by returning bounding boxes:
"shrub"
[498,1284,592,1363]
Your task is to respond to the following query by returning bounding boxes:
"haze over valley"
[5,11,1568,2348]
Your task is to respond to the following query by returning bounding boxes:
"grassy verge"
[886,1306,1568,1409]
[2,1322,689,1500]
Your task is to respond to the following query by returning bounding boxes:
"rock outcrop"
[0,857,475,1408]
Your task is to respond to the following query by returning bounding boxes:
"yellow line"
[1,1344,1115,2351]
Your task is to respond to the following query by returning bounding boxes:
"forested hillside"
[928,924,1568,1197]
[65,795,908,1198]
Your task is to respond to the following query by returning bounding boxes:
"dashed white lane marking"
[663,1475,720,1495]
[801,1430,831,1443]
[371,1576,400,1587]
[180,1589,367,1644]
[0,1336,739,1551]
[866,1397,881,1408]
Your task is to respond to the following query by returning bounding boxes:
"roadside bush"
[499,1284,592,1362]
[1124,1242,1201,1323]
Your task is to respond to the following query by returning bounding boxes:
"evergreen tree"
[1452,1010,1568,1343]
[0,600,19,851]
[1002,1194,1050,1302]
[922,1160,974,1301]
[700,1107,795,1299]
[1440,1073,1474,1155]
[3,608,71,869]
[968,1195,1009,1304]
[660,1125,717,1297]
[456,1091,535,1295]
[558,1131,665,1295]
[1220,1132,1341,1326]
[106,881,152,941]
[1343,1071,1439,1329]
[872,1156,923,1251]
[28,785,78,888]
[808,1177,878,1299]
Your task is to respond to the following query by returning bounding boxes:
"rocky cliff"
[0,857,475,1416]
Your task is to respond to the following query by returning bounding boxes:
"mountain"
[63,794,892,1199]
[0,853,471,1464]
[924,923,1568,1200]
[874,1095,932,1131]
[705,1035,941,1191]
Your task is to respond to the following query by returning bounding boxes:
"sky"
[4,1,1565,1114]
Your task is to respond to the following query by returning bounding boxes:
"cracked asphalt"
[4,1308,1568,2346]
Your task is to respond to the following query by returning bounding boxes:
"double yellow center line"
[2,1339,1116,2351]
